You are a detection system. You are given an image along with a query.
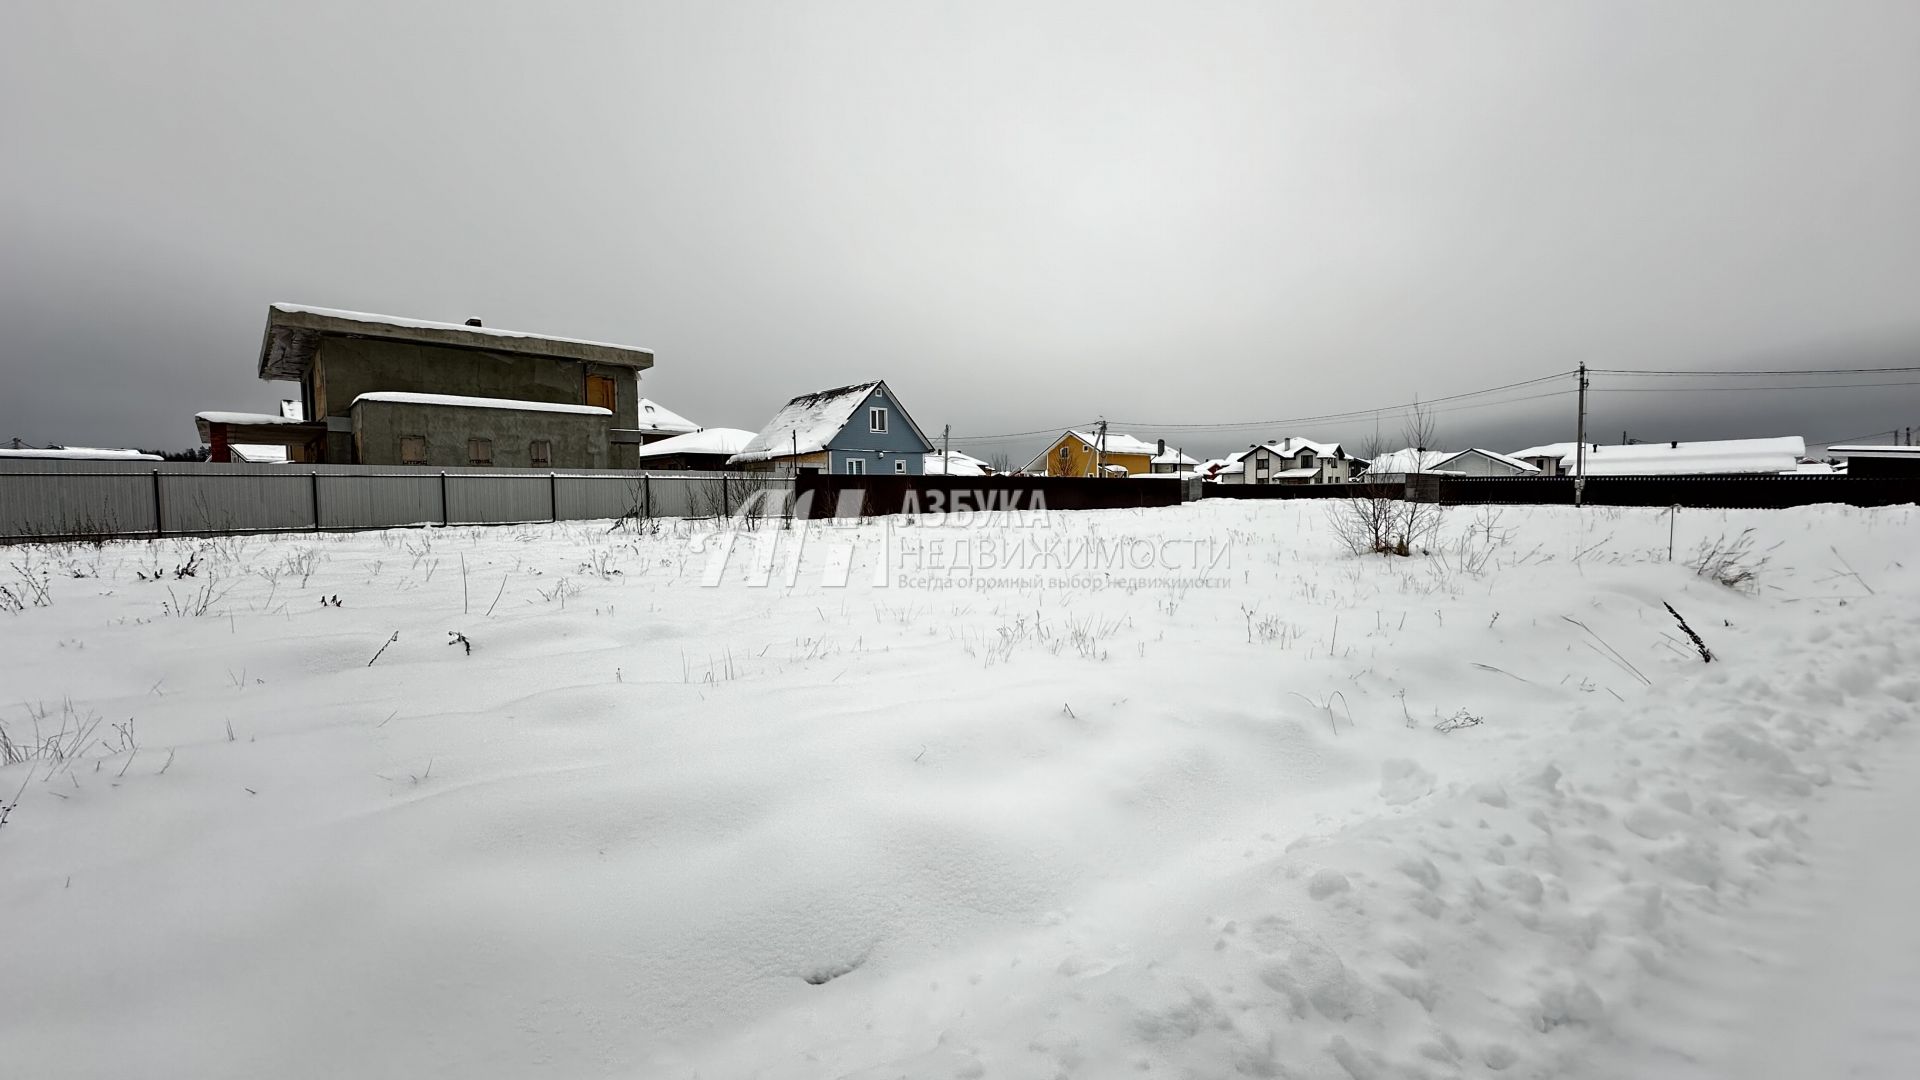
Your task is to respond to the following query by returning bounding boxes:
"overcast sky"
[4,0,1917,461]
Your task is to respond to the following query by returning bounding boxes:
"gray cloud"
[4,0,1917,460]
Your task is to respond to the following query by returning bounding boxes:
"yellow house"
[1023,429,1161,477]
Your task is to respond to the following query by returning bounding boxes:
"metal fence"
[0,460,794,542]
[792,473,1192,519]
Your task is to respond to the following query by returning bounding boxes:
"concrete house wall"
[825,385,933,475]
[352,400,610,469]
[308,338,639,467]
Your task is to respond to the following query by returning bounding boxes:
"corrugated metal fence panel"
[1,463,797,540]
[0,469,159,539]
[159,471,317,534]
[557,474,649,521]
[318,472,443,530]
[447,473,554,525]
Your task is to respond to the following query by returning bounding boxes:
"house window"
[529,440,552,468]
[845,457,866,475]
[1299,453,1315,469]
[894,458,907,473]
[468,437,493,466]
[399,436,427,465]
[869,407,888,433]
[1059,445,1071,461]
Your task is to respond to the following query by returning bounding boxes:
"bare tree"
[1328,404,1445,556]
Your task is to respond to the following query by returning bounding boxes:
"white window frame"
[869,407,888,433]
[893,458,907,473]
[845,457,866,475]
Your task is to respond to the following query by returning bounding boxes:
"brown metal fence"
[1202,482,1399,500]
[1432,473,1920,509]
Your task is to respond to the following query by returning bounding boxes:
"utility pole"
[1096,419,1108,478]
[942,424,951,474]
[1573,364,1589,507]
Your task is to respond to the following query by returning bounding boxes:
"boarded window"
[468,438,493,466]
[400,436,427,465]
[869,407,887,433]
[586,374,617,412]
[529,440,552,468]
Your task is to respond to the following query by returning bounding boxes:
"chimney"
[464,318,483,327]
[1670,440,1678,449]
[1157,438,1166,455]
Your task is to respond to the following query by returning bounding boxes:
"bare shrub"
[1687,529,1773,591]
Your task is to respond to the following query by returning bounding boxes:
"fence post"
[722,475,731,518]
[311,470,322,530]
[643,474,652,519]
[440,471,450,526]
[550,472,559,522]
[151,468,165,538]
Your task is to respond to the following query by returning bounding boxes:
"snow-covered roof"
[1568,437,1807,476]
[1361,448,1458,475]
[1784,461,1837,474]
[1199,457,1245,477]
[350,392,611,416]
[1435,448,1541,473]
[634,398,699,435]
[195,411,314,427]
[1509,442,1584,461]
[636,427,757,458]
[231,445,291,464]
[733,381,878,463]
[1250,436,1343,459]
[1021,429,1162,472]
[1270,466,1320,479]
[1827,444,1920,460]
[923,450,993,476]
[260,304,653,380]
[0,447,163,461]
[732,380,929,464]
[1151,448,1200,465]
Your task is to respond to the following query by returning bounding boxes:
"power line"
[1592,365,1920,377]
[1106,372,1578,432]
[1593,379,1920,393]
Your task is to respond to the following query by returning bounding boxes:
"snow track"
[0,503,1914,1078]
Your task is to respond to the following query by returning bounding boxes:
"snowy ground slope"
[0,502,1914,1078]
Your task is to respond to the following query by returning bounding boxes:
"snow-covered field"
[1,501,1915,1079]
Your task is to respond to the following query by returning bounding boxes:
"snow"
[2,502,1918,1078]
[634,397,700,435]
[1827,444,1920,460]
[922,450,993,476]
[732,381,882,463]
[1436,448,1541,473]
[1270,465,1320,479]
[1069,429,1161,457]
[0,447,162,460]
[350,392,612,416]
[230,445,291,464]
[1152,448,1200,466]
[1361,447,1460,475]
[1514,438,1808,475]
[194,411,312,427]
[635,427,758,458]
[271,302,651,355]
[1238,436,1343,461]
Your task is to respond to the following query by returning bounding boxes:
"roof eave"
[255,306,656,383]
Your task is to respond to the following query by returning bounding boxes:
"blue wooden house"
[729,380,935,474]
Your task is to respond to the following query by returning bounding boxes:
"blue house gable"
[825,383,934,475]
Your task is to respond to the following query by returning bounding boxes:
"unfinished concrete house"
[195,304,655,468]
